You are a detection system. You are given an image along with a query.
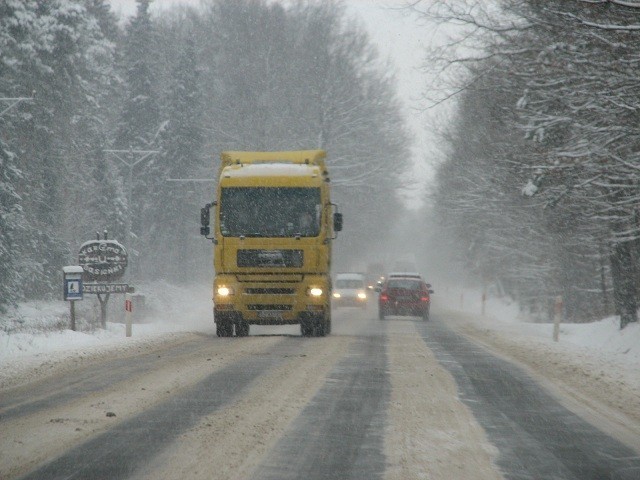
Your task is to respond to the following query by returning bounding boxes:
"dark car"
[377,277,433,320]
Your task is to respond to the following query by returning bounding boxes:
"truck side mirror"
[200,205,210,236]
[333,212,343,232]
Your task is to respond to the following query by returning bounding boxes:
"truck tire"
[300,313,327,337]
[314,318,326,337]
[300,319,313,337]
[216,319,233,337]
[215,313,234,337]
[235,320,250,337]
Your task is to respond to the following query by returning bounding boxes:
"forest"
[2,0,639,330]
[0,0,409,311]
[422,0,640,327]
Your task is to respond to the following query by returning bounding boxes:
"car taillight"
[380,293,388,302]
[420,296,429,302]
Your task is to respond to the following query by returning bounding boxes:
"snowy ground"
[0,281,215,389]
[2,283,639,478]
[438,287,640,450]
[442,288,639,381]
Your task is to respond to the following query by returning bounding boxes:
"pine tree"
[114,0,162,275]
[1,0,119,299]
[115,0,160,150]
[0,137,24,312]
[146,38,203,280]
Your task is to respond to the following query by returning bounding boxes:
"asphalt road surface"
[2,303,639,480]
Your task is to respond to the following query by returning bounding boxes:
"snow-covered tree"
[113,0,163,275]
[0,137,24,312]
[1,0,118,299]
[145,38,204,280]
[421,0,640,326]
[194,0,410,264]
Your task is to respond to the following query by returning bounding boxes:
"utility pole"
[104,149,158,279]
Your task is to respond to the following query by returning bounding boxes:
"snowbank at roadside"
[444,288,640,364]
[0,281,214,388]
[437,287,640,418]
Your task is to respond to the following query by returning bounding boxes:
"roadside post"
[553,295,563,342]
[63,266,84,331]
[125,293,133,337]
[481,289,487,316]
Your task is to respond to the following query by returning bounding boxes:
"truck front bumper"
[213,275,329,325]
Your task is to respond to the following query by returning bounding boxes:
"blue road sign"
[65,278,83,300]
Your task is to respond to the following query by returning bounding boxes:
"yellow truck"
[200,150,343,337]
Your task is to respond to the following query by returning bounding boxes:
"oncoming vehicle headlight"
[357,292,367,300]
[309,287,323,297]
[332,292,341,298]
[217,286,233,296]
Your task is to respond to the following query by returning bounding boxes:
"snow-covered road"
[1,287,639,479]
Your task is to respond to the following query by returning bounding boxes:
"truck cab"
[200,150,342,337]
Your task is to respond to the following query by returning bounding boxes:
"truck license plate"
[258,311,283,319]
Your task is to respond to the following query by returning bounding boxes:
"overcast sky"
[107,0,449,208]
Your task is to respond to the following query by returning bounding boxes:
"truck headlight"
[309,287,323,297]
[217,286,233,296]
[357,292,367,300]
[332,292,341,298]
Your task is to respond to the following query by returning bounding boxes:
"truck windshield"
[220,187,321,237]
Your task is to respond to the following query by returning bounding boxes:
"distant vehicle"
[387,272,424,280]
[333,273,367,309]
[377,276,433,320]
[365,262,385,289]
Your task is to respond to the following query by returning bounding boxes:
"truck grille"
[237,249,303,268]
[247,304,293,311]
[244,288,295,295]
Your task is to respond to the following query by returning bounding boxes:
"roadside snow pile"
[0,281,213,363]
[136,280,213,329]
[485,292,638,362]
[1,301,70,336]
[559,316,639,358]
[444,287,640,377]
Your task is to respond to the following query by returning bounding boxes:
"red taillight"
[380,293,389,302]
[420,296,429,302]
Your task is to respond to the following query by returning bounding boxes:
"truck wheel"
[216,317,233,337]
[235,320,250,337]
[300,319,313,337]
[314,318,326,337]
[325,315,332,335]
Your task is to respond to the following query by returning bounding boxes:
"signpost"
[84,283,130,294]
[553,295,563,342]
[78,239,128,282]
[78,232,132,330]
[125,294,133,337]
[63,266,84,331]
